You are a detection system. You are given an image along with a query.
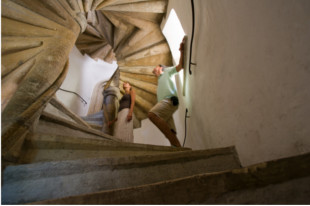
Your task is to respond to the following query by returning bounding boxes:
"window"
[163,9,186,93]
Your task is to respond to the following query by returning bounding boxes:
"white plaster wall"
[134,119,170,146]
[53,46,117,116]
[165,0,310,166]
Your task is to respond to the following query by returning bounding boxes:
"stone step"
[89,43,112,60]
[96,11,114,46]
[97,0,151,9]
[117,41,172,67]
[17,113,189,163]
[85,24,102,38]
[38,112,188,151]
[120,71,157,85]
[115,11,164,24]
[30,152,310,205]
[19,133,189,163]
[103,47,116,63]
[76,41,106,53]
[2,0,70,28]
[38,112,117,141]
[2,146,241,204]
[91,0,106,11]
[82,0,94,13]
[102,11,135,50]
[101,0,167,13]
[121,41,170,63]
[119,66,155,75]
[118,30,165,60]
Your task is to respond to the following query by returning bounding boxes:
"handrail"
[49,97,91,128]
[189,0,196,75]
[183,0,196,147]
[59,88,87,105]
[183,108,190,147]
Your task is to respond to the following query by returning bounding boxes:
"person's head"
[123,82,131,91]
[152,64,165,77]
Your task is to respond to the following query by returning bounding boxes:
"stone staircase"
[1,0,170,161]
[2,112,243,204]
[2,112,310,204]
[33,153,309,205]
[74,0,171,123]
[2,84,307,204]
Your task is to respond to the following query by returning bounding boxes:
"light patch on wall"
[162,9,186,85]
[56,46,117,116]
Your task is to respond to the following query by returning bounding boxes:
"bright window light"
[163,9,186,85]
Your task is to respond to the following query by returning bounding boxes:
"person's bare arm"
[176,37,185,72]
[127,89,136,121]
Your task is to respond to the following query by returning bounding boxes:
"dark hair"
[159,64,167,71]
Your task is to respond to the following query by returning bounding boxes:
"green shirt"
[157,66,178,102]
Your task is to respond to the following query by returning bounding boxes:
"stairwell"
[2,0,310,204]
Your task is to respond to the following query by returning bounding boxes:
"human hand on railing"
[179,36,185,52]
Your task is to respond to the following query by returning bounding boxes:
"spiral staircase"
[75,0,171,123]
[2,0,310,204]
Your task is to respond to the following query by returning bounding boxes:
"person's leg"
[148,112,181,147]
[149,99,181,147]
[167,116,177,134]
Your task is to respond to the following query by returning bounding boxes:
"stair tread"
[2,147,241,204]
[6,146,240,176]
[28,152,310,205]
[38,112,189,152]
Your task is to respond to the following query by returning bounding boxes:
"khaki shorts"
[149,98,178,132]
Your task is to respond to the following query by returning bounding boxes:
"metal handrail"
[58,88,87,105]
[189,0,196,75]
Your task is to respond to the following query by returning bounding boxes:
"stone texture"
[2,146,239,204]
[1,0,82,163]
[29,152,310,205]
[73,0,171,124]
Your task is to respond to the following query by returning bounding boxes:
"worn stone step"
[38,112,117,141]
[97,0,151,9]
[2,146,241,204]
[31,152,310,205]
[36,117,188,152]
[19,133,189,163]
[101,1,167,13]
[96,11,114,46]
[18,114,189,163]
[19,147,181,164]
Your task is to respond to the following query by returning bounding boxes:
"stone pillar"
[102,86,120,135]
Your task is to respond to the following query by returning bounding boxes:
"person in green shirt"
[148,37,185,147]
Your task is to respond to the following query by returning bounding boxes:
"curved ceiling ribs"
[75,0,173,123]
[1,0,173,155]
[1,0,82,159]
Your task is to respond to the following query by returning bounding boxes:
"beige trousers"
[149,98,178,133]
